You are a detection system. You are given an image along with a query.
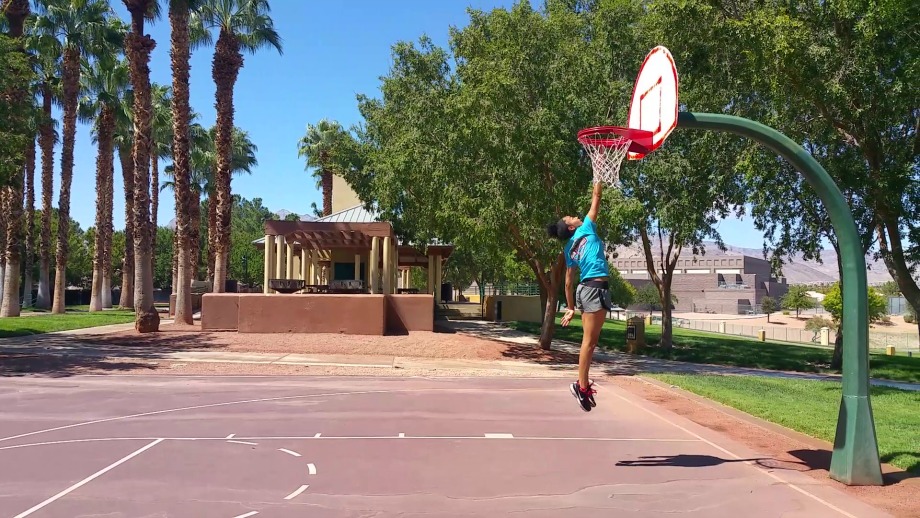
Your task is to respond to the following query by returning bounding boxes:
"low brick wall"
[201,293,240,331]
[385,294,434,333]
[202,293,402,335]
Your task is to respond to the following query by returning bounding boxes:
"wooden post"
[275,235,285,280]
[369,237,379,294]
[263,235,275,294]
[301,248,308,281]
[382,237,392,294]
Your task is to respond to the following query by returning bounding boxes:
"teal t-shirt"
[564,215,609,281]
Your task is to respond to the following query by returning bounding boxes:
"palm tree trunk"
[171,226,179,295]
[101,138,114,308]
[37,83,54,309]
[118,145,135,308]
[52,47,81,315]
[124,2,159,332]
[207,196,216,283]
[321,167,332,216]
[170,0,193,324]
[0,191,7,307]
[89,106,115,312]
[150,154,158,275]
[211,29,243,294]
[22,135,35,308]
[189,192,201,283]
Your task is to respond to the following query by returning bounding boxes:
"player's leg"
[580,306,605,404]
[570,285,603,411]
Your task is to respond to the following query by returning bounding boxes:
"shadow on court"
[616,454,770,468]
[0,331,224,378]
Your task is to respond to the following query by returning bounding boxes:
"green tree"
[761,296,778,323]
[782,285,817,318]
[877,281,901,297]
[608,268,635,309]
[822,282,887,324]
[0,34,33,188]
[153,226,174,290]
[0,2,34,317]
[635,283,660,315]
[353,3,629,349]
[611,131,745,351]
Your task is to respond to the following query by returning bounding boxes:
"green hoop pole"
[675,112,883,486]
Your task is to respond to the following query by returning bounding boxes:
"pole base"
[830,394,884,485]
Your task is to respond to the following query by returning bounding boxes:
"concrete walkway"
[444,320,920,392]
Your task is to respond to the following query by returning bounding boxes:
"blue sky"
[57,0,765,248]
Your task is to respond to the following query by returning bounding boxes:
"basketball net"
[577,130,632,187]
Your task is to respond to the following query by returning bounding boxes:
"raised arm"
[586,181,603,222]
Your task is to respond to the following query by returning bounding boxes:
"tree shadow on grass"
[0,329,225,378]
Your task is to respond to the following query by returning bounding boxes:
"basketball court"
[0,375,891,517]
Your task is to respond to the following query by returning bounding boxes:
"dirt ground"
[674,311,917,334]
[85,323,582,364]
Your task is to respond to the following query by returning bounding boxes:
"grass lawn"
[507,315,919,383]
[647,373,920,474]
[0,310,136,338]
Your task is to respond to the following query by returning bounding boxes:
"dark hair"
[546,219,574,241]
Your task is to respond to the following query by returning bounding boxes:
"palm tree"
[169,0,194,322]
[113,97,135,309]
[79,52,129,312]
[198,0,281,293]
[297,119,346,217]
[122,0,160,332]
[163,123,256,285]
[22,24,62,310]
[150,83,172,273]
[34,0,118,314]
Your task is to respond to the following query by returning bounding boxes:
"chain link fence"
[619,314,920,353]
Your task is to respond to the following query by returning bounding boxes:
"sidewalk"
[444,320,920,392]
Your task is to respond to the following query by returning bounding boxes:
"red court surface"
[0,375,893,517]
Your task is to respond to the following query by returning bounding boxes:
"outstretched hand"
[561,309,575,327]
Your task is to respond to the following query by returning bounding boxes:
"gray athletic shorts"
[576,281,612,314]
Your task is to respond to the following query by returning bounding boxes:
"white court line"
[313,433,321,438]
[283,484,309,500]
[609,391,859,518]
[12,438,162,518]
[484,433,514,439]
[227,440,257,446]
[278,448,300,457]
[0,387,558,445]
[232,512,258,518]
[0,436,701,451]
[226,434,235,439]
[307,463,317,475]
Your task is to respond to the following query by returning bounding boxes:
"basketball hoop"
[578,45,679,186]
[577,126,653,187]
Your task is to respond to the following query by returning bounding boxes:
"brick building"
[612,250,789,314]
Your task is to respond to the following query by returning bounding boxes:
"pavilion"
[252,203,453,299]
[199,175,453,335]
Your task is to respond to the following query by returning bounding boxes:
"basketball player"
[546,181,612,411]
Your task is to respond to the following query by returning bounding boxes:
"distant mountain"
[609,241,904,285]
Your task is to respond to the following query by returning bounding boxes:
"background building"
[611,245,789,314]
